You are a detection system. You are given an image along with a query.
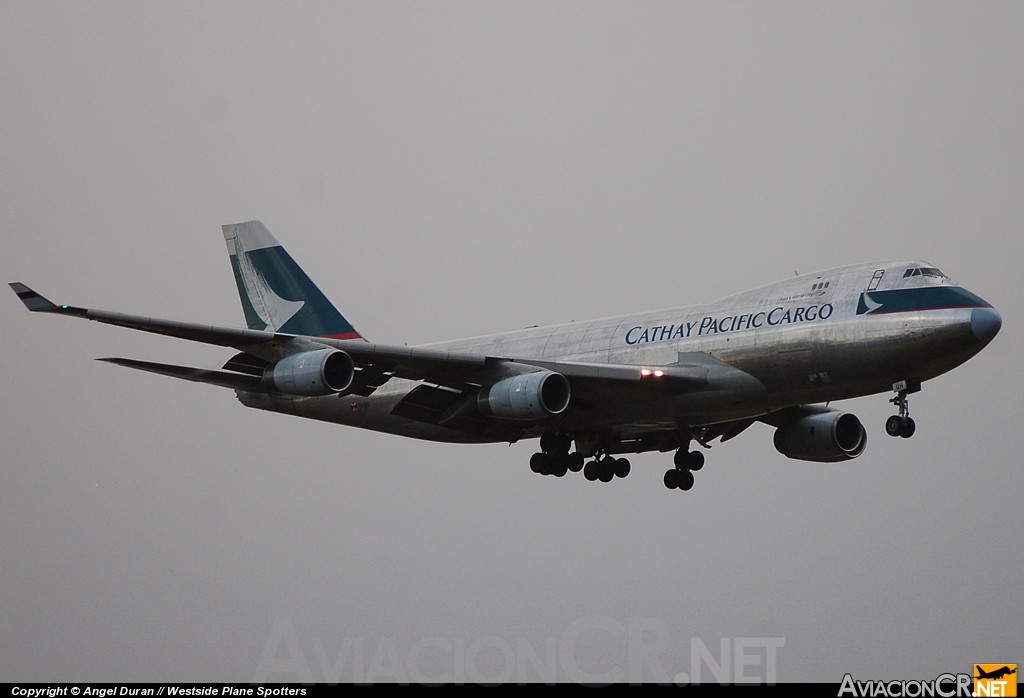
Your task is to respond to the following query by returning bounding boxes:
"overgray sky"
[3,1,1020,683]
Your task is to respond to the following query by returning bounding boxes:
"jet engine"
[265,348,355,396]
[773,410,867,462]
[478,371,571,420]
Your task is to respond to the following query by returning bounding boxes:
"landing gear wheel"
[566,453,584,473]
[598,458,615,483]
[677,470,695,491]
[530,452,545,474]
[687,451,705,471]
[663,469,680,489]
[886,415,917,439]
[899,417,916,439]
[664,467,694,491]
[584,461,599,482]
[675,447,706,471]
[613,458,631,479]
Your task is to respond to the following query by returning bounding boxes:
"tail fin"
[222,220,363,340]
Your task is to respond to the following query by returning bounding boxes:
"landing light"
[640,369,665,378]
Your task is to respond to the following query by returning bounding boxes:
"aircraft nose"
[971,307,1002,343]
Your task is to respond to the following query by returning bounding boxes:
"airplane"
[10,220,1002,491]
[975,666,1017,681]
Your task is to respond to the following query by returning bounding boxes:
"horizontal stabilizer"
[98,358,267,392]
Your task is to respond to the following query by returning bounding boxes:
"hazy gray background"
[3,1,1021,683]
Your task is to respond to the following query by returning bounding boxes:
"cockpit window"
[903,267,948,279]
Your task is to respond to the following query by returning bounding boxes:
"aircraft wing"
[10,283,489,384]
[10,283,742,402]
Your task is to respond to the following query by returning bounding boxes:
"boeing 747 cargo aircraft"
[11,221,1002,491]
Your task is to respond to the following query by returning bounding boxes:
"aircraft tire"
[687,451,705,471]
[613,458,630,478]
[885,415,904,437]
[567,452,585,472]
[677,470,695,491]
[899,417,916,438]
[663,468,679,489]
[530,452,545,474]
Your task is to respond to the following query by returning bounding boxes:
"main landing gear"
[583,455,630,483]
[529,432,629,483]
[529,433,581,477]
[885,380,919,439]
[530,430,708,489]
[664,439,705,492]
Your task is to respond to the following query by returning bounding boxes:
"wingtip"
[9,282,59,312]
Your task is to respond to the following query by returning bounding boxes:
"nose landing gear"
[886,379,920,439]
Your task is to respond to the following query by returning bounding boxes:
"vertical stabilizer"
[222,221,362,339]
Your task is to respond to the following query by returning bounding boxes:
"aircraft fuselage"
[238,260,999,446]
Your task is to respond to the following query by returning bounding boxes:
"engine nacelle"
[265,348,355,396]
[773,410,867,462]
[478,371,571,420]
